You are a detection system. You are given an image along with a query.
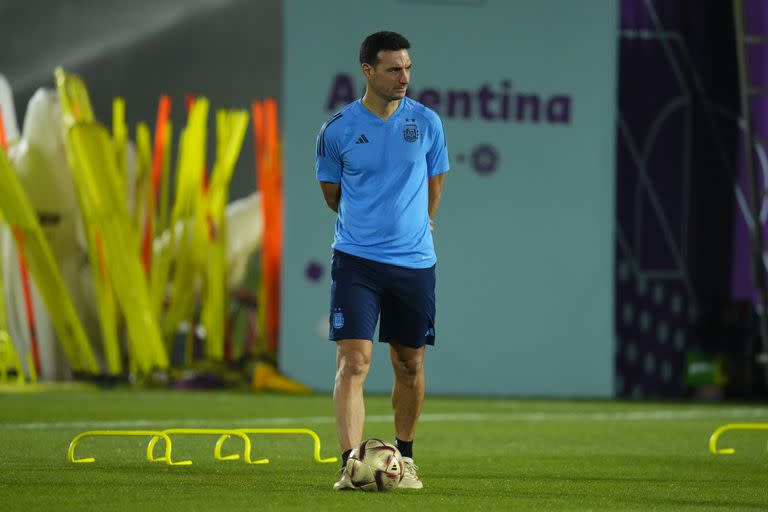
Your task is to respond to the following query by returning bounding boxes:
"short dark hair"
[359,31,411,66]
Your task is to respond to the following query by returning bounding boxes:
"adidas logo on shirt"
[355,134,370,144]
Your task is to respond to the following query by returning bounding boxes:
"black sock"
[395,438,413,459]
[341,449,352,468]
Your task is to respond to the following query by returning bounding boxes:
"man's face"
[363,49,411,101]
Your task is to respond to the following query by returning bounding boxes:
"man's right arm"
[320,181,341,213]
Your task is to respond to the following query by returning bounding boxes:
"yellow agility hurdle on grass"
[68,430,191,466]
[216,428,338,464]
[147,428,269,465]
[709,423,768,455]
[68,427,336,466]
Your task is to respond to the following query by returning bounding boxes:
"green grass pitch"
[0,390,766,511]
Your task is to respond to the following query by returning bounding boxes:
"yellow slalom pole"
[66,123,168,372]
[55,68,94,124]
[56,67,167,373]
[112,97,127,191]
[201,110,249,361]
[150,123,173,321]
[208,111,249,216]
[162,99,208,341]
[92,230,121,376]
[134,122,152,238]
[25,353,38,383]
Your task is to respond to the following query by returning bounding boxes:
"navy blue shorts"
[328,250,436,348]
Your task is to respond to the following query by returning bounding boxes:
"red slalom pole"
[12,228,41,374]
[2,108,41,374]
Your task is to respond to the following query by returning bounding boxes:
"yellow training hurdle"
[67,430,191,465]
[216,428,337,464]
[67,427,336,466]
[708,423,768,454]
[147,429,268,465]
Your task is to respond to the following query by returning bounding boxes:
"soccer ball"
[345,438,404,492]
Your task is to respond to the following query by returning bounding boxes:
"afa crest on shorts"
[332,310,345,329]
[403,119,419,142]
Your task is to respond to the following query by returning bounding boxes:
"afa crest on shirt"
[403,119,419,142]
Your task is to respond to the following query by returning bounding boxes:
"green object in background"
[685,351,727,387]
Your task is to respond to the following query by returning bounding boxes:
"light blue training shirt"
[315,97,449,269]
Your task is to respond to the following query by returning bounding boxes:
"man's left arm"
[425,111,449,228]
[428,172,446,222]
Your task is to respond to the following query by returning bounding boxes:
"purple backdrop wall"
[730,0,768,302]
[616,0,739,397]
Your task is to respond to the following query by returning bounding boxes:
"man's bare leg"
[389,343,425,489]
[389,343,425,441]
[333,339,373,452]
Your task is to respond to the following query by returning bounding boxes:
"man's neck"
[361,91,401,120]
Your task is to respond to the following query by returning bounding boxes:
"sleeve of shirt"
[315,123,343,183]
[425,113,449,177]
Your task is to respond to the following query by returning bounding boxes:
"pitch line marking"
[2,408,768,430]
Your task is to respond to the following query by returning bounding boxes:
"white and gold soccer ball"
[345,438,404,492]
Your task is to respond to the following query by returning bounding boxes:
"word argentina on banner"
[326,73,573,124]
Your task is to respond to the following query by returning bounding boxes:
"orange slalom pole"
[151,96,171,204]
[261,99,281,354]
[0,107,7,149]
[141,95,171,275]
[251,102,265,174]
[252,101,270,353]
[251,101,266,355]
[262,101,276,355]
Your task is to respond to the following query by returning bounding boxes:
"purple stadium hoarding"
[730,0,768,302]
[616,0,739,397]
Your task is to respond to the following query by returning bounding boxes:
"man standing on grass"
[315,31,449,491]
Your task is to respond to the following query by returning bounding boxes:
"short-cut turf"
[1,390,766,511]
